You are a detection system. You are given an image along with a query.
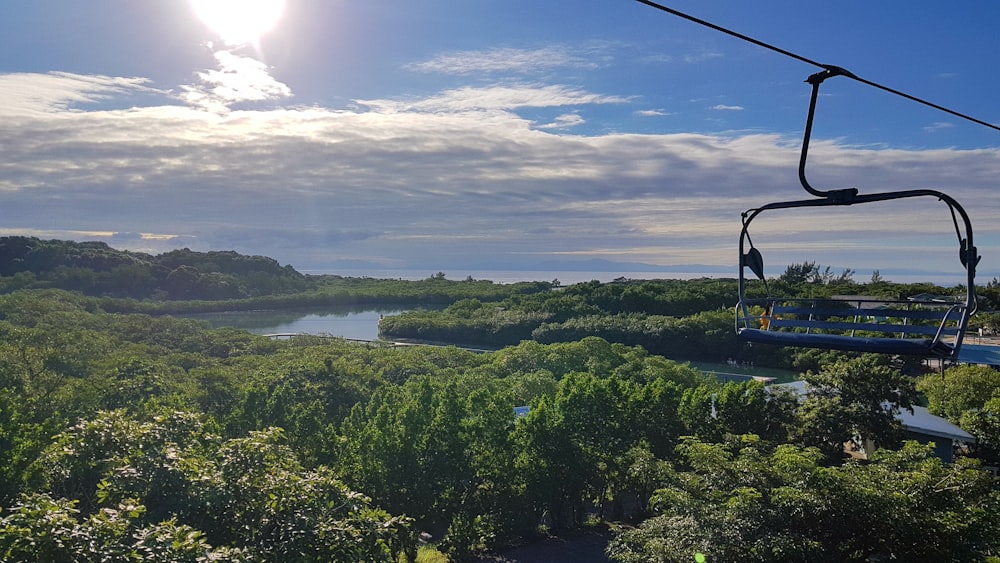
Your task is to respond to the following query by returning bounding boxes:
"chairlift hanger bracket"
[733,65,980,359]
[798,67,858,201]
[750,68,980,290]
[734,71,979,359]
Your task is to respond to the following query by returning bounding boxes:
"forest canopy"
[0,242,997,561]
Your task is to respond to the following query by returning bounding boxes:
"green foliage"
[1,273,997,561]
[919,364,1000,464]
[920,364,1000,421]
[779,261,855,285]
[378,300,550,346]
[796,355,918,459]
[413,545,450,563]
[608,437,1000,562]
[0,236,310,299]
[0,389,63,505]
[532,310,740,361]
[337,376,523,551]
[780,261,820,285]
[0,493,211,563]
[9,409,411,562]
[511,356,707,530]
[0,238,553,313]
[674,380,800,448]
[379,279,747,361]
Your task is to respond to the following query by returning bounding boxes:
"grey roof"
[772,380,808,396]
[898,405,974,442]
[958,344,1000,366]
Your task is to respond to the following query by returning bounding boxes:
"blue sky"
[1,0,999,283]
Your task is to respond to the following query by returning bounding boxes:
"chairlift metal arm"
[791,68,980,288]
[798,67,860,201]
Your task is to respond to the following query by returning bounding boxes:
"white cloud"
[635,109,672,117]
[535,113,585,129]
[923,121,955,133]
[1,69,998,279]
[711,104,744,111]
[0,72,157,116]
[682,51,724,63]
[406,45,600,76]
[639,54,674,64]
[181,49,292,112]
[359,84,630,113]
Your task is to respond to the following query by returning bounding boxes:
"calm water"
[182,304,440,341]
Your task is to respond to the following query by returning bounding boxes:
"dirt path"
[474,529,612,563]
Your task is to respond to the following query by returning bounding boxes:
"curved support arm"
[799,66,860,201]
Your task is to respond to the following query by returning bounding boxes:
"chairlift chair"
[735,68,980,359]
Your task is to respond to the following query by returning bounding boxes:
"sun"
[190,0,286,46]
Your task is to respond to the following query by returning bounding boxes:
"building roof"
[897,405,974,442]
[957,343,1000,367]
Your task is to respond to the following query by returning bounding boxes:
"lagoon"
[182,304,440,341]
[187,305,801,382]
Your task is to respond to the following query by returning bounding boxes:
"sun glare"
[190,0,286,46]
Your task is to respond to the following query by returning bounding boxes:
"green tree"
[918,364,1000,421]
[919,364,1000,463]
[716,380,798,444]
[796,355,917,460]
[608,437,1000,562]
[553,371,631,521]
[0,492,246,562]
[512,396,581,530]
[15,409,411,561]
[677,384,723,442]
[455,388,525,551]
[780,261,819,284]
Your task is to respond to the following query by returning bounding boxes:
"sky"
[1,0,999,284]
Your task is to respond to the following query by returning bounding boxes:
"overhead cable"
[634,0,1000,133]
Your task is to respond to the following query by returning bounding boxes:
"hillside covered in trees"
[0,237,554,313]
[0,236,310,299]
[0,241,997,561]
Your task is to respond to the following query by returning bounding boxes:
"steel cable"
[634,0,1000,133]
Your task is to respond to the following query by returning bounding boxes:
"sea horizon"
[303,268,970,287]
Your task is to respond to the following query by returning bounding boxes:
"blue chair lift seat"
[735,296,969,358]
[738,328,954,357]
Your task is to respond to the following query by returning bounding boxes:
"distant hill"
[0,236,309,300]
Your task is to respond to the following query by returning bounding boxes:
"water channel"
[185,305,799,382]
[181,304,439,342]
